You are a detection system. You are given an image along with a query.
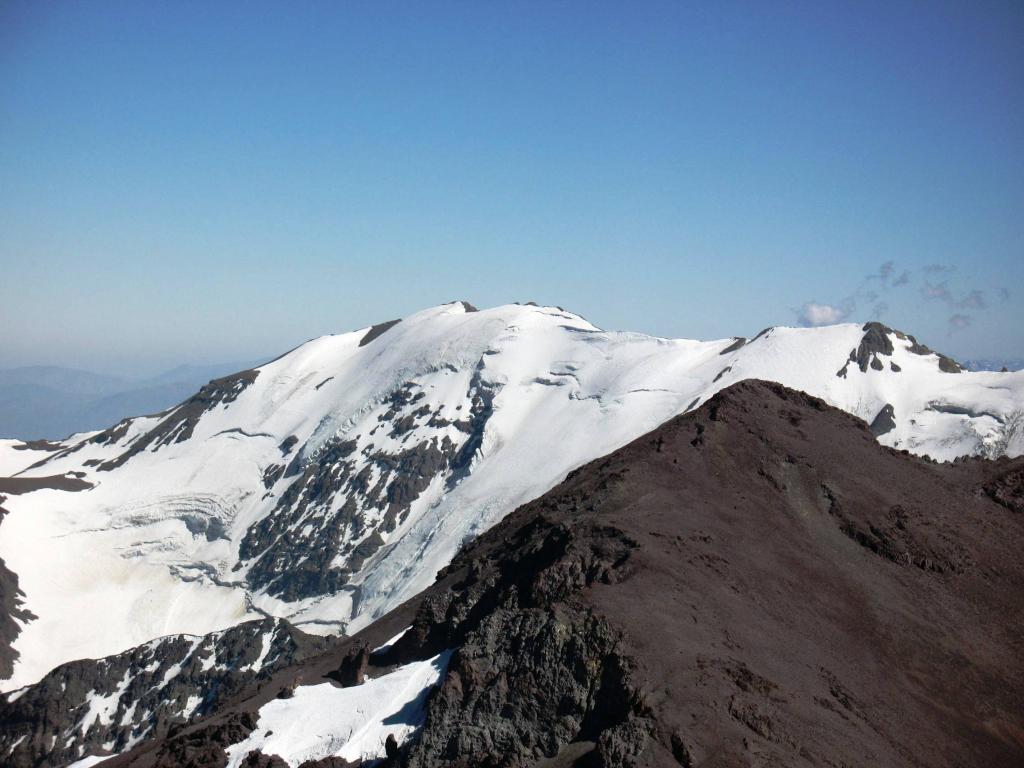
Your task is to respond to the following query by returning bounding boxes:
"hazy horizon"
[2,296,1023,381]
[2,2,1022,374]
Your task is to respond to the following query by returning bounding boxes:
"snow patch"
[65,755,112,768]
[225,651,451,767]
[77,669,132,736]
[373,626,411,654]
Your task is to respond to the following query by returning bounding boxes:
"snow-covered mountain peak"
[1,303,1021,691]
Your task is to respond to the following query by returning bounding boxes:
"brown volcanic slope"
[108,380,1024,768]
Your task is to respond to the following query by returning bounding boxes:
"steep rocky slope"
[0,620,333,768]
[2,303,1022,693]
[85,380,1024,768]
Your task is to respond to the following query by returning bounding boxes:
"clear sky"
[1,1,1022,375]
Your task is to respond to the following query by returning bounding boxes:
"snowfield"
[225,651,451,767]
[1,302,1021,691]
[0,439,64,477]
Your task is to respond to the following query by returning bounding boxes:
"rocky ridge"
[1,619,332,768]
[87,380,1024,768]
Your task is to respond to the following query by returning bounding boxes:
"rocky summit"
[57,380,1023,768]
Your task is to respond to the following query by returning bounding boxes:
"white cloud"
[797,301,851,327]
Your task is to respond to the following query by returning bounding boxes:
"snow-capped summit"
[1,301,1021,690]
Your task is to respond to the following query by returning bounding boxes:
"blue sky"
[1,1,1021,375]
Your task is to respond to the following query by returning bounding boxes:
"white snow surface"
[65,756,111,768]
[0,439,56,476]
[2,302,1022,690]
[225,651,451,767]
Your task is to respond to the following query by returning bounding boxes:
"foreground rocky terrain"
[0,620,334,767]
[32,380,1020,768]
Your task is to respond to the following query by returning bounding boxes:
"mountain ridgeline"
[1,303,1023,690]
[18,380,1018,768]
[0,303,1022,767]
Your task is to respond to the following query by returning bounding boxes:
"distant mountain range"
[0,362,263,440]
[961,358,1024,372]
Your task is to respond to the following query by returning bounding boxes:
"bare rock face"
[868,402,896,436]
[238,369,499,603]
[39,381,1024,768]
[389,519,649,768]
[97,368,260,471]
[837,321,964,377]
[0,553,32,680]
[146,710,261,768]
[0,500,34,681]
[387,380,1023,768]
[326,645,369,687]
[0,619,332,768]
[359,319,401,347]
[850,321,895,372]
[985,463,1024,514]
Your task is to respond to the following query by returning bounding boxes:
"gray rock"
[0,618,331,768]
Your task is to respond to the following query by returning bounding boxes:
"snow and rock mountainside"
[1,302,1022,696]
[95,382,1024,768]
[0,619,332,768]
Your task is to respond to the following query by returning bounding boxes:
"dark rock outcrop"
[145,710,260,768]
[96,369,260,472]
[326,645,369,687]
[359,319,401,347]
[239,369,499,603]
[852,321,894,372]
[0,619,332,768]
[985,464,1024,514]
[837,322,964,377]
[868,402,896,436]
[0,475,93,494]
[385,516,648,768]
[896,328,963,372]
[0,500,35,680]
[719,338,746,354]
